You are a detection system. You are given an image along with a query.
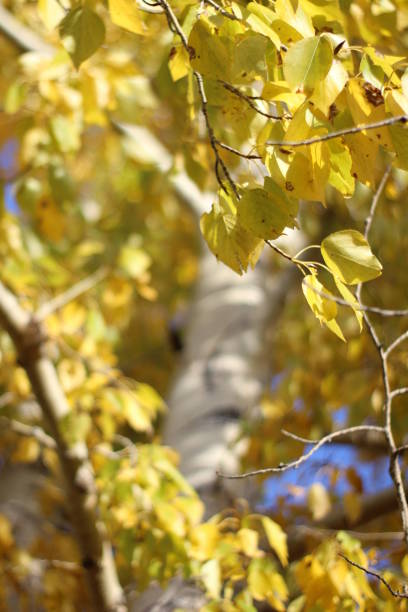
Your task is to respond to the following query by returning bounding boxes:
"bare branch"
[216,141,262,160]
[296,524,404,542]
[0,415,56,448]
[385,330,408,357]
[353,163,408,550]
[266,117,407,148]
[36,267,108,321]
[339,553,408,599]
[218,425,385,479]
[390,387,408,400]
[364,165,392,239]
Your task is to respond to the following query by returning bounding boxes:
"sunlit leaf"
[238,180,297,240]
[283,36,333,93]
[200,190,263,275]
[108,0,144,34]
[321,230,382,284]
[261,517,288,566]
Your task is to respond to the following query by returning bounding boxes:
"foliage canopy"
[1,0,408,610]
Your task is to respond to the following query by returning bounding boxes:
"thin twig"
[217,141,262,160]
[217,425,385,479]
[266,116,407,148]
[364,165,392,239]
[353,163,408,550]
[385,330,408,357]
[390,387,408,400]
[339,553,408,599]
[265,240,297,265]
[296,525,404,542]
[36,268,108,321]
[394,444,408,457]
[204,0,240,20]
[158,0,239,197]
[221,81,288,120]
[0,415,56,448]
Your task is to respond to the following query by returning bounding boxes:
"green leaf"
[237,179,297,240]
[321,230,382,284]
[200,190,263,275]
[59,7,105,68]
[283,35,333,93]
[261,517,288,567]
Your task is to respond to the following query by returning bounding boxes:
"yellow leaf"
[238,179,298,240]
[344,131,378,189]
[190,523,219,560]
[302,273,345,341]
[302,273,337,322]
[118,246,151,279]
[169,46,190,82]
[12,437,41,463]
[35,196,65,243]
[307,482,331,520]
[283,36,333,94]
[200,190,263,275]
[238,528,259,557]
[58,359,86,393]
[248,558,288,609]
[201,559,221,600]
[346,78,393,151]
[155,502,186,537]
[274,0,314,39]
[311,60,348,115]
[119,389,152,432]
[261,517,288,566]
[344,491,362,523]
[321,230,382,284]
[38,0,65,29]
[0,515,13,552]
[334,277,363,331]
[285,144,330,204]
[108,0,145,34]
[401,554,408,577]
[189,20,231,81]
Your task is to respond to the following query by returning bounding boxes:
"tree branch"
[339,553,408,599]
[36,267,108,321]
[266,117,408,148]
[218,425,385,479]
[0,281,126,612]
[354,165,408,550]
